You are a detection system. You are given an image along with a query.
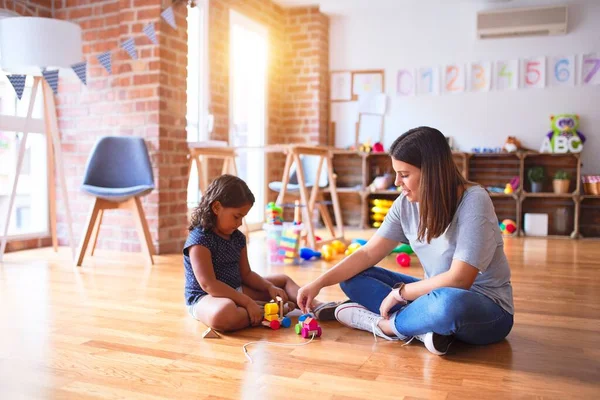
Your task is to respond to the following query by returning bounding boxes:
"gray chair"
[76,136,155,266]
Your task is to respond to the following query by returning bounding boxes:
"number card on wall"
[495,60,519,90]
[396,69,416,96]
[417,67,439,95]
[443,64,465,93]
[581,53,600,86]
[521,57,546,89]
[468,62,492,92]
[549,56,575,87]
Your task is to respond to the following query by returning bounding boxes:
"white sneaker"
[334,302,405,341]
[414,332,454,355]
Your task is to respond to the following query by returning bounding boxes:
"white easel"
[0,77,76,262]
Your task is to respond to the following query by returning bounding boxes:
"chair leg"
[317,194,336,238]
[76,198,103,267]
[89,209,103,256]
[129,197,155,265]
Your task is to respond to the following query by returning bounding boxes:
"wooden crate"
[579,197,600,238]
[523,153,580,194]
[521,197,576,237]
[468,153,520,190]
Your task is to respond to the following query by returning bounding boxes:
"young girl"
[297,127,514,355]
[184,174,337,332]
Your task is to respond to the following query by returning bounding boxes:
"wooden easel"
[276,145,344,249]
[187,143,249,237]
[0,77,75,262]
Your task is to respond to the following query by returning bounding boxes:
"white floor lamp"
[0,17,82,261]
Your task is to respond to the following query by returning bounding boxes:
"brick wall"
[207,1,329,201]
[4,0,189,254]
[1,0,52,17]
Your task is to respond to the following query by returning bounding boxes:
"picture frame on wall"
[330,71,353,101]
[352,70,384,99]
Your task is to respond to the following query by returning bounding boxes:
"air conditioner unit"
[477,5,568,39]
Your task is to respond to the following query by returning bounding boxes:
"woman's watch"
[392,282,408,305]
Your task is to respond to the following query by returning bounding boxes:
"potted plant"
[553,170,571,194]
[527,166,545,193]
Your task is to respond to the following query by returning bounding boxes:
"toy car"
[294,313,322,338]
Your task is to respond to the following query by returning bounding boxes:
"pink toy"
[396,252,411,268]
[295,314,322,338]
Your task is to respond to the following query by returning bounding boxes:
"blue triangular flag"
[143,22,158,45]
[121,38,138,60]
[42,69,59,95]
[7,75,26,100]
[161,6,177,30]
[97,51,112,75]
[71,61,87,85]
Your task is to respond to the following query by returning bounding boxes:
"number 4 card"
[521,57,546,89]
[581,53,600,86]
[495,60,519,90]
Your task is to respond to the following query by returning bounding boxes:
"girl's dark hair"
[389,126,468,243]
[189,174,255,231]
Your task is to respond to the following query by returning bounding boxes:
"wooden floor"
[1,230,599,399]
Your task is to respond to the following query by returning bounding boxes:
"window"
[0,74,49,238]
[186,0,210,207]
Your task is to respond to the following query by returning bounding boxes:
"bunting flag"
[121,38,138,60]
[143,22,158,45]
[42,69,59,94]
[97,51,112,75]
[7,75,26,100]
[161,6,177,30]
[71,61,87,85]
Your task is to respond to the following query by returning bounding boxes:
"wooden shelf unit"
[325,151,598,239]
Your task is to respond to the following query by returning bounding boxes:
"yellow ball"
[331,240,346,254]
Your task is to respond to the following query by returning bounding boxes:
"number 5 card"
[521,57,546,89]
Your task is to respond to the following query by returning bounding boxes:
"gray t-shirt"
[376,186,514,314]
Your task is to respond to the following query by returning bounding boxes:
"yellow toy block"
[265,313,279,322]
[264,303,279,315]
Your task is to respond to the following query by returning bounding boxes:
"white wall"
[330,0,600,173]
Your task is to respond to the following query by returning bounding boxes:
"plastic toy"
[391,243,413,254]
[541,114,586,153]
[299,247,321,261]
[372,142,385,153]
[499,219,517,235]
[352,239,368,246]
[262,297,291,330]
[330,240,346,254]
[504,184,513,194]
[320,244,335,261]
[396,253,411,267]
[295,313,322,338]
[345,242,361,256]
[265,202,283,225]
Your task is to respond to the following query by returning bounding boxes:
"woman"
[297,127,514,355]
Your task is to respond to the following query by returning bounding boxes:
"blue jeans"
[340,266,513,345]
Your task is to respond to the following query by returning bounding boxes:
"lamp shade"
[0,17,82,75]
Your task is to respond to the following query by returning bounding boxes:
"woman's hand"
[297,282,322,313]
[379,289,406,319]
[245,301,264,326]
[267,285,288,303]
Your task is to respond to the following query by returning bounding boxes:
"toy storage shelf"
[330,150,594,239]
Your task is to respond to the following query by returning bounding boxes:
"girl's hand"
[267,285,288,303]
[245,301,264,326]
[379,289,405,319]
[297,282,322,313]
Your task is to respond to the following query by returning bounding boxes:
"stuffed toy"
[540,114,586,153]
[502,136,532,153]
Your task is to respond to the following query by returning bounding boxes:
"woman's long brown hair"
[389,126,468,243]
